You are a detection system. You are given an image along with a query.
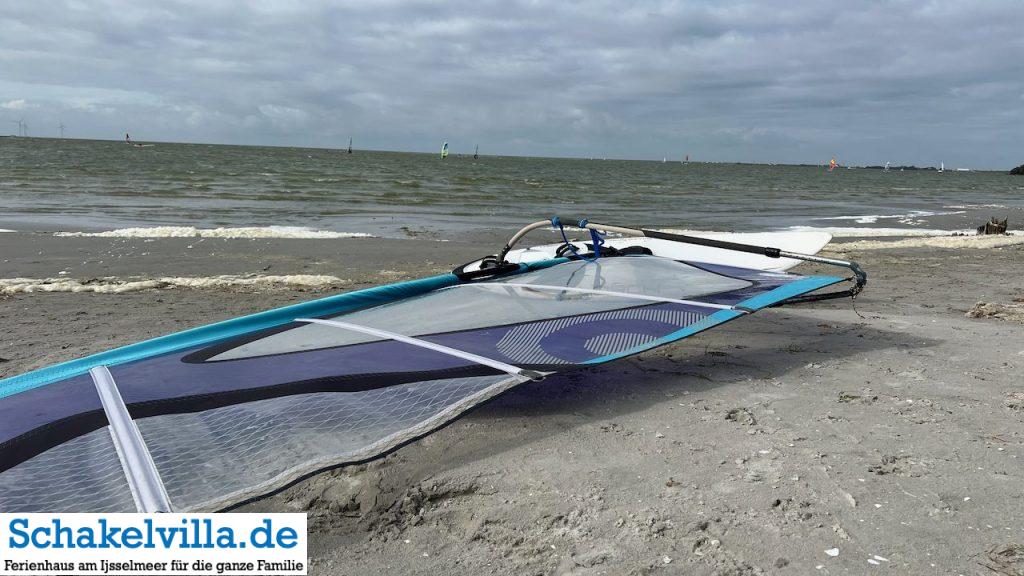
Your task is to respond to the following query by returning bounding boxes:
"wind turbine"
[58,122,65,138]
[11,119,25,137]
[21,120,28,137]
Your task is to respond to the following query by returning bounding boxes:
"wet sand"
[1,232,1022,575]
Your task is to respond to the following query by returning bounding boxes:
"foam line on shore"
[810,210,965,224]
[54,226,373,239]
[829,234,1024,251]
[0,274,350,295]
[943,203,1020,210]
[785,225,1024,238]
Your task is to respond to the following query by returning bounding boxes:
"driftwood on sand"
[977,217,1008,235]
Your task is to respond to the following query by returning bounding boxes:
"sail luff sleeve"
[90,366,173,513]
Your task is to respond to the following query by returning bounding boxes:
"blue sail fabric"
[0,254,843,512]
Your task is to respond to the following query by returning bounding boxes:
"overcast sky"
[2,1,1022,167]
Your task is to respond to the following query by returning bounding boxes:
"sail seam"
[451,282,742,312]
[293,318,543,380]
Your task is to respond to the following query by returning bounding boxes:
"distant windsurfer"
[828,157,838,172]
[125,133,149,147]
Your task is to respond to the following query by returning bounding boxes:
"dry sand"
[2,232,1023,575]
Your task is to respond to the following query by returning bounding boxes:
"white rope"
[452,282,738,311]
[294,318,543,380]
[90,366,173,513]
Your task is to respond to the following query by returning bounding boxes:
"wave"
[54,226,373,239]
[0,274,350,295]
[0,229,14,233]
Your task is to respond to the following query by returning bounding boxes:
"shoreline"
[1,232,1023,574]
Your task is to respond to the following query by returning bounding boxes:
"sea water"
[2,137,1022,240]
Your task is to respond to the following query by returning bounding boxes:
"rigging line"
[293,318,546,380]
[450,282,743,312]
[89,366,173,513]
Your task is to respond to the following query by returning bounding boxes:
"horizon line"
[1,134,996,171]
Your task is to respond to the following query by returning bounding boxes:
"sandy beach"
[1,232,1022,575]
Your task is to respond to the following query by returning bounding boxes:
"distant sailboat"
[828,157,838,172]
[440,141,449,159]
[939,162,944,173]
[347,137,352,154]
[474,144,479,160]
[884,161,890,172]
[662,157,666,163]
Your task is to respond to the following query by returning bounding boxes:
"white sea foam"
[784,226,977,238]
[0,274,349,295]
[54,226,373,239]
[943,204,1018,210]
[810,210,965,225]
[0,229,14,233]
[654,225,1023,250]
[828,234,1024,251]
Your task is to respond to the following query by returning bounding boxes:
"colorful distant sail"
[828,157,838,172]
[440,141,449,159]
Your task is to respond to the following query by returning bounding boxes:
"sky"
[2,1,1022,168]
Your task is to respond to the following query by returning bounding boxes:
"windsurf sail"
[440,141,449,159]
[0,218,865,513]
[347,137,353,154]
[474,145,479,160]
[828,157,838,171]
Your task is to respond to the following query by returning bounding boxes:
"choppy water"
[2,137,1022,239]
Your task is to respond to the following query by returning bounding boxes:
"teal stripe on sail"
[0,274,461,400]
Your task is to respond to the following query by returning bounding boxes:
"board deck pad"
[0,255,843,512]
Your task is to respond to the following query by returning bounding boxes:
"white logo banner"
[0,514,307,575]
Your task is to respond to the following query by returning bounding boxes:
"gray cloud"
[2,0,1022,167]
